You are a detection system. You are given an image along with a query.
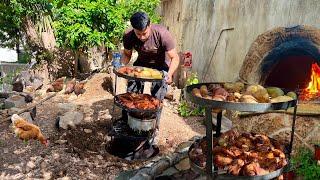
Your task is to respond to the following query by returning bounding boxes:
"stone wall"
[160,0,320,82]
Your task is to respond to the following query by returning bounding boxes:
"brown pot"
[283,171,295,180]
[315,144,320,161]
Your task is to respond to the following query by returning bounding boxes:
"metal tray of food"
[114,94,162,113]
[113,66,164,82]
[185,82,297,112]
[188,135,286,180]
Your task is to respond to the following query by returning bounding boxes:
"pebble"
[53,153,60,160]
[13,149,26,155]
[27,161,36,169]
[175,141,193,153]
[97,155,103,160]
[55,140,67,144]
[175,158,190,171]
[84,129,92,133]
[43,171,52,180]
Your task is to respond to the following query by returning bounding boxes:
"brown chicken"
[46,77,65,92]
[74,80,86,96]
[64,78,76,94]
[11,114,48,146]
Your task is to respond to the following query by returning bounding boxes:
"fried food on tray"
[117,93,161,110]
[188,129,287,177]
[117,66,163,79]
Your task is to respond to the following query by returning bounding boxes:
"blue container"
[112,52,122,68]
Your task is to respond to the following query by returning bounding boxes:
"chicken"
[213,154,233,168]
[46,77,65,92]
[64,78,76,94]
[228,159,245,175]
[74,80,86,96]
[11,114,48,147]
[241,162,269,176]
[117,93,161,110]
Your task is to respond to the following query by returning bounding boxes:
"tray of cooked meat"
[185,82,298,112]
[114,66,164,82]
[114,93,162,113]
[188,129,288,179]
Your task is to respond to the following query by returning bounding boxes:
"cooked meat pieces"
[189,131,288,176]
[228,159,245,175]
[241,162,269,176]
[117,93,161,110]
[214,154,233,168]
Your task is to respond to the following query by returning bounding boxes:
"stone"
[175,141,193,153]
[4,95,26,109]
[12,80,24,92]
[57,103,77,113]
[43,171,52,180]
[18,92,33,103]
[57,111,84,130]
[53,153,60,160]
[174,158,190,171]
[115,170,138,180]
[27,161,36,169]
[54,140,67,145]
[97,155,103,160]
[84,129,92,133]
[24,86,36,93]
[20,112,33,123]
[30,77,43,90]
[159,167,179,177]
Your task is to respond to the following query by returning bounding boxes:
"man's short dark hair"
[130,12,150,31]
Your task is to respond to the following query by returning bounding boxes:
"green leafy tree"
[0,0,161,76]
[52,0,160,76]
[0,0,54,63]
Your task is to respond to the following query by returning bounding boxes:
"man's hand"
[121,49,132,65]
[166,74,173,84]
[166,48,179,85]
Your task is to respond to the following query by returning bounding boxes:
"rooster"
[74,80,86,96]
[64,78,76,94]
[11,114,48,147]
[46,77,66,92]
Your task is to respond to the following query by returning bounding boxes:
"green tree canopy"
[52,0,160,51]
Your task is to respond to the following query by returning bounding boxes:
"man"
[119,12,179,146]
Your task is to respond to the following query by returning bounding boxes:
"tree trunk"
[74,50,79,78]
[22,17,44,51]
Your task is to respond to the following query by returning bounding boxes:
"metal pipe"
[202,27,235,81]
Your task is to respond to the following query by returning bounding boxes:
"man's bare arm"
[166,48,180,84]
[121,49,132,65]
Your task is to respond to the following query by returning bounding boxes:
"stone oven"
[235,25,320,151]
[240,25,320,95]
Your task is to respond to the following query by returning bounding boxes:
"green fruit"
[286,91,297,99]
[270,95,293,103]
[266,87,284,98]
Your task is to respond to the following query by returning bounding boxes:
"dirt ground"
[0,73,205,179]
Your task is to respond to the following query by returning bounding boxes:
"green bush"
[291,147,320,180]
[178,72,204,117]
